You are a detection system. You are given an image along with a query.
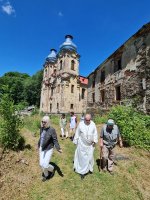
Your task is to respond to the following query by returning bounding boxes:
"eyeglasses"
[85,119,91,122]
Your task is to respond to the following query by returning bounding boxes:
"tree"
[0,86,25,150]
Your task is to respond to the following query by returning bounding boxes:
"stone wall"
[87,23,150,114]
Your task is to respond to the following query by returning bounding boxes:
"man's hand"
[58,149,63,153]
[100,138,103,148]
[119,141,123,148]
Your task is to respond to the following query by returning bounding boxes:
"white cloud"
[58,11,63,17]
[2,1,15,15]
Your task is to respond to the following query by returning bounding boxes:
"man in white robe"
[73,114,98,179]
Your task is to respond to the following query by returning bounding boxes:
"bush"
[0,92,25,150]
[93,115,108,125]
[108,105,150,150]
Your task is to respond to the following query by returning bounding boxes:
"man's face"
[107,125,113,129]
[84,116,91,125]
[42,120,47,128]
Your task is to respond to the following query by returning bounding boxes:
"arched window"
[71,60,75,70]
[60,60,63,70]
[45,68,47,77]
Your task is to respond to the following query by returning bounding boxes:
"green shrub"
[108,105,150,150]
[31,107,39,116]
[93,115,108,125]
[0,92,25,150]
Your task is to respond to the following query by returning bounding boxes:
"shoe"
[60,135,62,137]
[80,174,85,180]
[64,135,66,137]
[42,176,47,182]
[89,171,93,174]
[49,170,55,178]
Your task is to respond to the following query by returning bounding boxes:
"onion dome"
[59,35,77,52]
[46,49,57,62]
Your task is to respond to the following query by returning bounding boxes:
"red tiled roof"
[79,76,88,85]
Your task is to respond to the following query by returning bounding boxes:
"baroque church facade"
[40,35,88,114]
[40,22,150,114]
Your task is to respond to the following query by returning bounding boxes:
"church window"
[60,60,63,70]
[81,88,85,99]
[70,104,74,109]
[71,85,74,93]
[71,60,75,70]
[45,68,47,77]
[50,104,52,112]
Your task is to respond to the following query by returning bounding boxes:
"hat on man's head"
[107,119,114,125]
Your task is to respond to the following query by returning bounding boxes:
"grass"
[1,114,150,200]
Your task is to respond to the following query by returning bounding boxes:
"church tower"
[40,35,88,114]
[40,49,57,112]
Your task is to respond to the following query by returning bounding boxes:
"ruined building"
[87,22,150,114]
[40,23,150,114]
[40,35,88,113]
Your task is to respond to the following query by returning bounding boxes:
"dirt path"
[0,124,150,200]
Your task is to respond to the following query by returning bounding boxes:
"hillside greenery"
[0,70,43,108]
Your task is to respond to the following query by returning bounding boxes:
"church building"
[40,22,150,114]
[40,35,88,113]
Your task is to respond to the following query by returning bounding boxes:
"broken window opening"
[115,86,121,101]
[101,90,105,102]
[100,70,105,83]
[92,93,95,103]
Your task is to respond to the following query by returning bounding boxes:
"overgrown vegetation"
[108,105,150,150]
[0,89,25,150]
[93,115,108,124]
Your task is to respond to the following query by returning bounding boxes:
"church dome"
[46,49,57,62]
[59,35,77,52]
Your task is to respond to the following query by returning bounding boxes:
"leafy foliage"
[108,105,150,150]
[0,88,25,150]
[93,115,108,124]
[0,70,43,107]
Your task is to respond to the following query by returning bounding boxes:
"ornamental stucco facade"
[40,35,88,114]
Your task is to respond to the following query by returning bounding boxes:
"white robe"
[73,120,98,175]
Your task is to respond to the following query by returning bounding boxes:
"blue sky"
[0,0,150,77]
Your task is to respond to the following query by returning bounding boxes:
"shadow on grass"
[50,162,64,178]
[96,158,103,172]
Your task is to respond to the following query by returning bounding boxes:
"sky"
[0,0,150,77]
